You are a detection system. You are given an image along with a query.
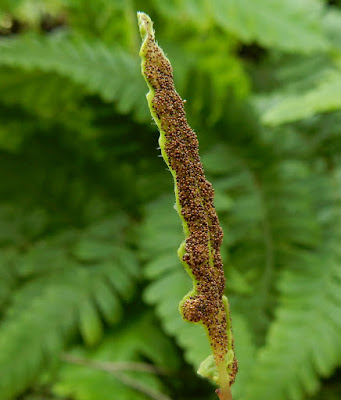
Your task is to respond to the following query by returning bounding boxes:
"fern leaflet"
[262,71,341,125]
[0,213,139,399]
[0,34,149,121]
[53,314,179,400]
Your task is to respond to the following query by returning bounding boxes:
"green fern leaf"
[79,298,104,347]
[210,0,329,52]
[152,0,329,52]
[262,71,341,125]
[242,168,341,400]
[0,34,149,121]
[0,67,96,135]
[244,248,341,400]
[53,314,179,400]
[0,213,139,399]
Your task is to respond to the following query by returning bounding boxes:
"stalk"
[217,361,233,400]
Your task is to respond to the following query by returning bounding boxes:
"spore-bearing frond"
[138,12,237,397]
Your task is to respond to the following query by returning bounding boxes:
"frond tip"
[137,12,155,42]
[137,11,237,398]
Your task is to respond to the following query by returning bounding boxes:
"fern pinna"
[137,12,237,400]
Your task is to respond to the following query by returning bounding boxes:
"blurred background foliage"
[0,0,340,399]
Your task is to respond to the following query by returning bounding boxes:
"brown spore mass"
[139,14,236,375]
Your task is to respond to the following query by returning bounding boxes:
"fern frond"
[152,0,329,52]
[0,68,101,146]
[0,214,139,399]
[0,34,149,121]
[53,314,179,400]
[211,0,329,52]
[0,68,87,119]
[262,71,341,125]
[242,168,341,400]
[138,13,238,398]
[243,248,341,400]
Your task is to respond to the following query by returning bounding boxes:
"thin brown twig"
[61,353,168,375]
[60,353,173,400]
[113,371,173,400]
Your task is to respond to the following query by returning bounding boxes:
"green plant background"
[0,0,340,399]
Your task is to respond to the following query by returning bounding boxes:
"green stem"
[217,361,233,400]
